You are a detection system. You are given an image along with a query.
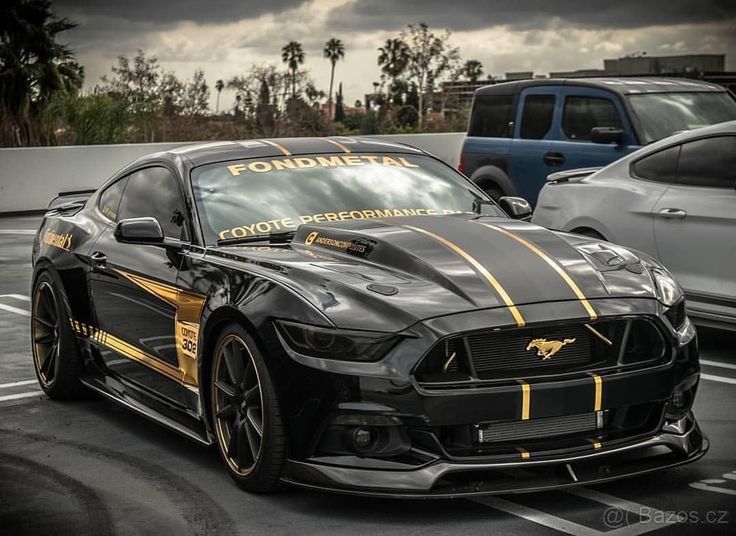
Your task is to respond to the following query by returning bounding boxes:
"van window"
[520,95,555,140]
[562,96,622,141]
[468,95,514,138]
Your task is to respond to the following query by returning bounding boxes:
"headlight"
[276,320,399,362]
[650,267,684,307]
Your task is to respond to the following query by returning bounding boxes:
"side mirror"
[115,217,164,245]
[499,196,532,221]
[591,127,624,145]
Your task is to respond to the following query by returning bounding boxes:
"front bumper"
[281,413,707,498]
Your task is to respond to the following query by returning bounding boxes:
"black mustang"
[31,137,706,497]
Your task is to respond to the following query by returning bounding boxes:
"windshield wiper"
[217,231,296,246]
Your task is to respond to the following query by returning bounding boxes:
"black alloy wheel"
[31,271,85,398]
[211,325,285,491]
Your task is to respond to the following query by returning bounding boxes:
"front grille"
[468,324,600,374]
[415,317,668,385]
[428,402,666,459]
[477,412,598,443]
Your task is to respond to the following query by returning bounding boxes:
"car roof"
[139,136,425,167]
[475,77,726,97]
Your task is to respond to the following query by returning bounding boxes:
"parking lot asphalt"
[1,215,735,536]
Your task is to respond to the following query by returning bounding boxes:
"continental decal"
[112,269,206,388]
[227,154,419,176]
[303,232,367,254]
[218,207,463,241]
[42,229,73,251]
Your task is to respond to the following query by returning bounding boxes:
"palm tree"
[1,0,83,146]
[215,79,224,113]
[281,41,305,100]
[463,60,483,83]
[377,38,410,97]
[322,38,345,119]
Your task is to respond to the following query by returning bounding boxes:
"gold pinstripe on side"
[401,224,526,327]
[475,222,597,321]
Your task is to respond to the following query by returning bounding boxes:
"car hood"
[209,215,657,332]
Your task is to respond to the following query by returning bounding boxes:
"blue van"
[460,77,736,205]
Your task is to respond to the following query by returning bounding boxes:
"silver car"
[533,121,736,330]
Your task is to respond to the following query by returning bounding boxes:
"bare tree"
[401,23,459,130]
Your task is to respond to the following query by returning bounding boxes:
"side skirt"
[81,375,214,446]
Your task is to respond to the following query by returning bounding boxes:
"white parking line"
[0,391,42,402]
[0,294,30,301]
[475,487,676,536]
[568,488,675,535]
[0,303,30,317]
[475,496,598,536]
[701,359,736,371]
[701,373,736,385]
[0,229,36,235]
[0,379,37,390]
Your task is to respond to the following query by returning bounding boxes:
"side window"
[98,177,128,221]
[562,96,622,141]
[117,167,188,240]
[631,146,680,183]
[519,95,555,140]
[676,136,736,189]
[468,95,514,138]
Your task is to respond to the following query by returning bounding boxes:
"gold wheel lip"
[31,280,57,387]
[212,333,265,477]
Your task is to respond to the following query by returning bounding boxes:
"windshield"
[627,92,736,144]
[191,153,500,243]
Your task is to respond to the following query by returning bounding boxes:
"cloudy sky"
[53,0,736,110]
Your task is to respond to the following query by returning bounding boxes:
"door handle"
[543,151,565,166]
[90,251,107,269]
[658,208,687,220]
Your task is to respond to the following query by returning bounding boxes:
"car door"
[653,135,736,305]
[87,165,191,405]
[546,87,638,176]
[508,86,559,204]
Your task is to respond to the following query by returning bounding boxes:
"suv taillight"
[458,152,465,174]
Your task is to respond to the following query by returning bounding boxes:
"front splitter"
[281,419,708,499]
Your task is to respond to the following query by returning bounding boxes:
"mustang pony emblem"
[526,338,576,360]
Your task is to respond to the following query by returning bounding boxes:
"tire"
[210,323,286,493]
[31,270,86,399]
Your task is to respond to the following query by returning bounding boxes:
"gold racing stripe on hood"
[402,224,526,327]
[475,222,598,321]
[260,139,292,156]
[323,138,352,153]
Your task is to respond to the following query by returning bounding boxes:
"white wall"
[0,134,464,213]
